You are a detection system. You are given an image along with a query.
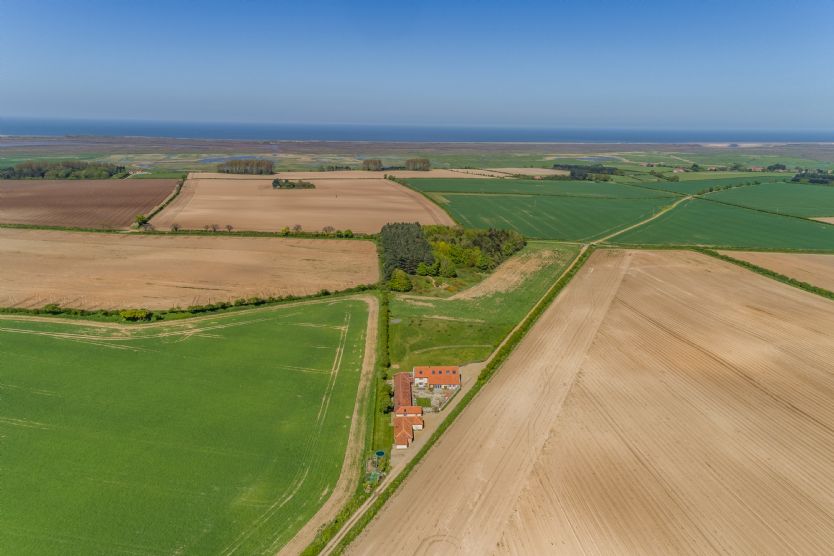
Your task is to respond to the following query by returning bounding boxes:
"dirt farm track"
[349,249,834,555]
[0,179,177,229]
[0,228,379,310]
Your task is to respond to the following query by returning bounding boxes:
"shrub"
[119,309,152,321]
[388,269,413,292]
[272,178,315,189]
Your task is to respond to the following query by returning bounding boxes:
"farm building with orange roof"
[413,366,461,389]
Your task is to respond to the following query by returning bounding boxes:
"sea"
[1,117,833,143]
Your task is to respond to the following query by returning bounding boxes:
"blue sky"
[1,0,833,129]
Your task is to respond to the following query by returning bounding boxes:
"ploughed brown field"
[487,167,570,176]
[721,250,834,292]
[0,179,177,229]
[0,228,379,310]
[349,249,834,555]
[152,173,453,234]
[274,169,507,180]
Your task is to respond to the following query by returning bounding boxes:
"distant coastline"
[1,117,833,144]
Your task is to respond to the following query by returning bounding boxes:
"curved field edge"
[0,295,377,555]
[315,246,592,555]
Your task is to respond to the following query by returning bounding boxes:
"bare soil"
[720,250,834,292]
[813,216,834,225]
[152,173,453,233]
[349,249,834,555]
[487,167,570,176]
[277,169,508,180]
[450,249,564,300]
[0,179,177,229]
[0,228,379,310]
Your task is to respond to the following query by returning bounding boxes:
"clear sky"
[1,0,833,130]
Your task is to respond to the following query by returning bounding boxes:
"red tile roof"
[394,405,423,416]
[405,415,424,428]
[393,416,414,446]
[393,372,413,408]
[413,366,461,386]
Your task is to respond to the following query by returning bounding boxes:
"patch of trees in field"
[405,158,431,171]
[792,169,834,185]
[362,159,384,171]
[423,226,525,273]
[551,163,623,181]
[381,223,527,290]
[272,178,315,189]
[216,159,274,174]
[380,223,435,279]
[0,160,126,179]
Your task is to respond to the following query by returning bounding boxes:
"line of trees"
[552,163,623,180]
[792,169,834,185]
[405,158,431,171]
[216,159,274,174]
[0,160,126,179]
[362,159,384,171]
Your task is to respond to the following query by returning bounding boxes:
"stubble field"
[152,173,453,233]
[1,297,374,555]
[0,179,177,229]
[349,249,834,554]
[0,228,379,309]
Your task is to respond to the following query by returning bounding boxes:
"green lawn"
[610,198,834,251]
[706,181,834,218]
[388,242,578,373]
[1,299,370,555]
[405,177,673,198]
[429,192,673,240]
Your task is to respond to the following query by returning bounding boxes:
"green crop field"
[1,299,371,555]
[405,177,674,198]
[388,241,578,373]
[610,198,834,251]
[429,192,673,240]
[630,175,785,195]
[706,181,834,218]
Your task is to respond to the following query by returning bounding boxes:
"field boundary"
[315,246,593,555]
[699,194,834,225]
[595,195,691,243]
[143,177,184,222]
[384,176,458,224]
[696,248,834,302]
